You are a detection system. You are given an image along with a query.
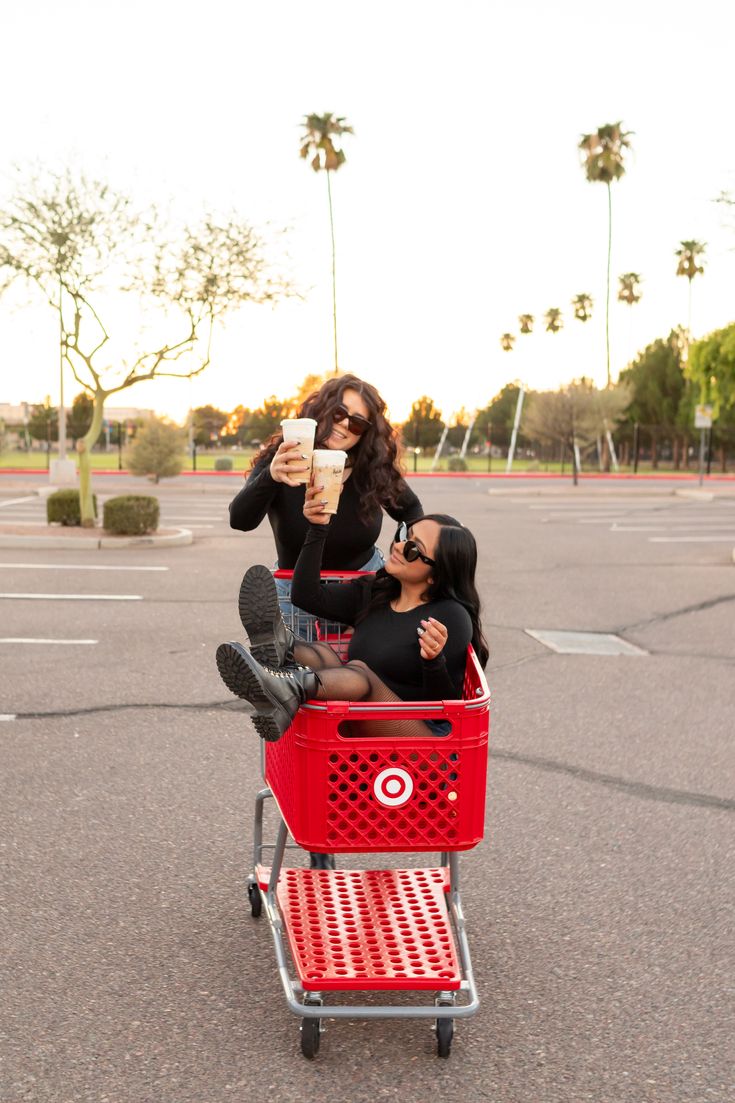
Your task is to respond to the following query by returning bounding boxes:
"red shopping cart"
[246,571,491,1059]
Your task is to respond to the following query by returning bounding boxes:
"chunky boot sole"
[216,642,295,742]
[238,565,286,668]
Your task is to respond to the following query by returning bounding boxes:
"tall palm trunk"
[605,181,612,388]
[326,171,338,376]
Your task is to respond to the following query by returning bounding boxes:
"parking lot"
[2,473,734,1102]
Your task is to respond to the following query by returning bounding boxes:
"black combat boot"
[216,641,321,742]
[237,565,297,668]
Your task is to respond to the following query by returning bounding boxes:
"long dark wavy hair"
[357,513,489,668]
[252,374,406,519]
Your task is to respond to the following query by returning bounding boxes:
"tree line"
[119,322,734,472]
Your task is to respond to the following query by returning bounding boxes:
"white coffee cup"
[280,418,317,484]
[311,449,347,514]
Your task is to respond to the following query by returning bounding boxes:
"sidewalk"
[0,522,193,549]
[0,484,193,548]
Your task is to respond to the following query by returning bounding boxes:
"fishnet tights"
[292,641,437,738]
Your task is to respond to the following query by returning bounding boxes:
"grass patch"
[0,449,712,476]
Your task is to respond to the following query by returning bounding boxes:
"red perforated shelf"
[272,866,462,991]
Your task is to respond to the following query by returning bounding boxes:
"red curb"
[1,468,733,481]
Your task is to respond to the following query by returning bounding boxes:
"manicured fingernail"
[417,626,425,635]
[301,453,308,459]
[321,499,328,505]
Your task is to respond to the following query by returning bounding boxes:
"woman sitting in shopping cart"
[227,374,424,637]
[216,491,489,744]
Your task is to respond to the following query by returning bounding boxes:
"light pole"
[49,276,75,484]
[58,278,67,463]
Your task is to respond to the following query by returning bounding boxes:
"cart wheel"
[436,1016,453,1059]
[300,1016,321,1058]
[247,882,262,918]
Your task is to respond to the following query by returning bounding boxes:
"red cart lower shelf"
[262,865,462,991]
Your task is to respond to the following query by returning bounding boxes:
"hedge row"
[46,491,159,535]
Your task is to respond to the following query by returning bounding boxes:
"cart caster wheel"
[436,1017,453,1059]
[247,882,262,918]
[300,1016,321,1058]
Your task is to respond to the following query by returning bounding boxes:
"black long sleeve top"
[228,458,423,570]
[291,525,472,701]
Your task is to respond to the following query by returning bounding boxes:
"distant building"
[0,402,31,426]
[0,402,155,425]
[105,407,156,423]
[0,401,155,449]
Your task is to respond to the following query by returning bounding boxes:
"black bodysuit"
[291,525,472,701]
[228,459,423,570]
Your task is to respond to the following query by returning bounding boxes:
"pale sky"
[1,0,734,425]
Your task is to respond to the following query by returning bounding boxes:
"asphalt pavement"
[1,472,734,1102]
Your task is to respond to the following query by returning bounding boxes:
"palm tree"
[618,272,642,306]
[544,308,563,333]
[299,112,354,374]
[500,333,516,352]
[579,121,633,387]
[518,313,534,335]
[571,293,594,323]
[675,240,706,337]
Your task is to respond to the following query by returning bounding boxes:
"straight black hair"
[359,513,489,668]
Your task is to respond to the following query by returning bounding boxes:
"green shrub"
[124,416,186,483]
[214,456,233,471]
[47,488,97,526]
[447,456,468,472]
[103,495,159,536]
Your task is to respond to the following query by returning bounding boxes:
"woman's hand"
[304,482,331,525]
[269,440,311,486]
[417,617,448,661]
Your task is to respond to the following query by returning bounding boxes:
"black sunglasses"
[332,403,371,436]
[393,522,436,566]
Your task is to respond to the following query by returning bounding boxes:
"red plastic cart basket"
[264,646,489,853]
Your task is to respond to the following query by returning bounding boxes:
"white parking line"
[649,536,735,543]
[0,593,143,601]
[528,502,661,509]
[0,637,98,644]
[0,563,168,571]
[0,496,37,508]
[0,714,17,721]
[613,524,735,532]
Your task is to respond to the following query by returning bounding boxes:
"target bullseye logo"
[373,767,414,807]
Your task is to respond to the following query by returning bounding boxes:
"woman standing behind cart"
[216,504,489,743]
[228,374,424,633]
